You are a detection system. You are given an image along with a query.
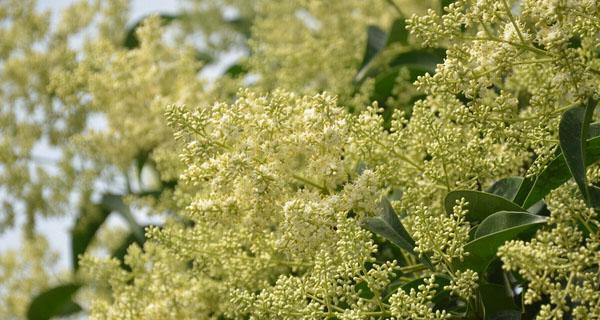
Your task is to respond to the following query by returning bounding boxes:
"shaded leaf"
[441,0,457,11]
[523,110,600,208]
[512,176,535,207]
[479,283,521,320]
[71,203,110,270]
[388,48,446,72]
[386,18,408,46]
[444,190,526,223]
[559,99,596,206]
[355,281,375,299]
[71,194,145,271]
[371,65,431,104]
[27,284,82,320]
[364,198,433,269]
[355,25,388,81]
[523,127,600,209]
[588,121,600,138]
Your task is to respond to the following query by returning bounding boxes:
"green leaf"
[512,176,535,207]
[71,194,145,271]
[386,18,408,46]
[123,14,179,49]
[487,177,524,202]
[355,281,375,299]
[559,99,598,207]
[522,135,600,208]
[479,283,521,320]
[474,211,547,239]
[364,198,433,269]
[457,211,546,273]
[27,284,82,320]
[444,190,526,223]
[71,203,111,271]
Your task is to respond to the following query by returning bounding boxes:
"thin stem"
[501,0,527,44]
[467,102,578,124]
[397,263,428,273]
[426,120,452,191]
[306,293,345,313]
[291,173,329,193]
[184,123,232,151]
[472,56,555,78]
[461,36,551,57]
[478,17,495,39]
[577,215,593,234]
[371,138,425,171]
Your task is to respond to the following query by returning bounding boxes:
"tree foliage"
[0,0,599,319]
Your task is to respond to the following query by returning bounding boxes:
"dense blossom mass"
[0,0,599,319]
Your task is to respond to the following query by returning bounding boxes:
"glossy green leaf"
[27,284,82,320]
[364,198,433,269]
[512,176,535,207]
[444,190,526,223]
[71,203,110,270]
[457,211,546,273]
[559,99,596,206]
[479,283,520,320]
[487,177,524,202]
[523,111,600,208]
[522,136,600,208]
[474,211,547,239]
